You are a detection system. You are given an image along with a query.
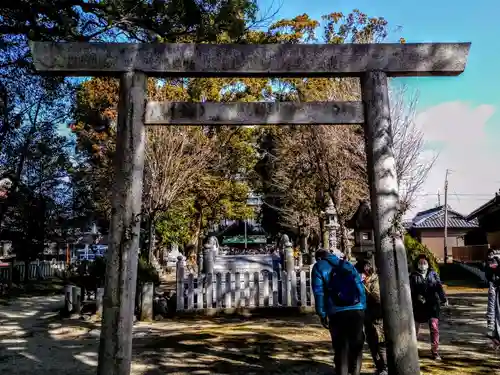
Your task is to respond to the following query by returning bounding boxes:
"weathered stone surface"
[72,286,82,314]
[284,244,294,274]
[361,71,420,375]
[64,284,73,313]
[145,101,364,125]
[97,72,147,375]
[30,42,470,77]
[140,282,154,321]
[96,287,104,316]
[203,240,216,274]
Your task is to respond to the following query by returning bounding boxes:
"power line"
[414,193,494,197]
[444,169,449,263]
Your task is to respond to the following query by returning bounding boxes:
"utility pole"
[244,219,247,250]
[437,190,441,206]
[443,169,449,263]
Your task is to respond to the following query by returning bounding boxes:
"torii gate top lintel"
[29,41,470,78]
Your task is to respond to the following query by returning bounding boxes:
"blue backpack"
[324,258,361,307]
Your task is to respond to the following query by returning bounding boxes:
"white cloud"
[407,101,498,218]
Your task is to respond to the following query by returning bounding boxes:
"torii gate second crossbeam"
[30,41,470,375]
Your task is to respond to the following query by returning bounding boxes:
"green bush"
[137,257,160,286]
[68,255,160,291]
[404,234,439,274]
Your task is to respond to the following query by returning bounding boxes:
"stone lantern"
[347,200,375,261]
[91,222,100,253]
[324,198,340,251]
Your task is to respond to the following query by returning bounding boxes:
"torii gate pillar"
[362,71,419,374]
[97,71,147,375]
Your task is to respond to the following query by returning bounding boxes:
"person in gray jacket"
[485,249,500,344]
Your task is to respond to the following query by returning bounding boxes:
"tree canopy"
[0,2,432,263]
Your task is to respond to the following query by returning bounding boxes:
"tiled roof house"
[467,192,500,249]
[407,205,478,261]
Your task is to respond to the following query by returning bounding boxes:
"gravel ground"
[0,287,499,375]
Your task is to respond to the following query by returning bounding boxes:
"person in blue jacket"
[312,249,367,375]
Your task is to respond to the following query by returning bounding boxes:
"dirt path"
[0,287,499,375]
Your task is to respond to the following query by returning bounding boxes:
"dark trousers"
[329,309,365,375]
[365,318,387,372]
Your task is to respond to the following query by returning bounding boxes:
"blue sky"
[260,0,497,110]
[260,0,499,216]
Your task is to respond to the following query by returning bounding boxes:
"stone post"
[361,71,420,375]
[176,255,185,311]
[64,284,73,313]
[284,240,294,275]
[140,282,154,321]
[72,286,82,314]
[203,241,215,276]
[97,71,147,375]
[96,287,104,317]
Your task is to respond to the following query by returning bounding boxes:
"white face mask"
[418,263,429,273]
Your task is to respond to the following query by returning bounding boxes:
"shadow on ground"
[0,285,499,374]
[136,327,336,375]
[0,278,65,304]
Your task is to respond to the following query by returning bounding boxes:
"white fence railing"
[176,267,316,312]
[0,260,67,282]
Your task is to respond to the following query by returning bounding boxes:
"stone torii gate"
[30,42,470,375]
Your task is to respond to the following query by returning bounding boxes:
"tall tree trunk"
[338,219,349,257]
[0,139,28,229]
[318,214,326,249]
[191,200,202,248]
[0,105,40,231]
[299,233,308,253]
[147,213,155,264]
[335,186,349,257]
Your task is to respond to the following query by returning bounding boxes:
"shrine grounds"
[0,276,499,374]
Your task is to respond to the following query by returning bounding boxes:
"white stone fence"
[0,259,67,282]
[176,257,315,312]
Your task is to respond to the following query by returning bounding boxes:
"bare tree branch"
[143,126,212,218]
[389,84,438,214]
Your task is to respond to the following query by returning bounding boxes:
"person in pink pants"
[410,254,448,361]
